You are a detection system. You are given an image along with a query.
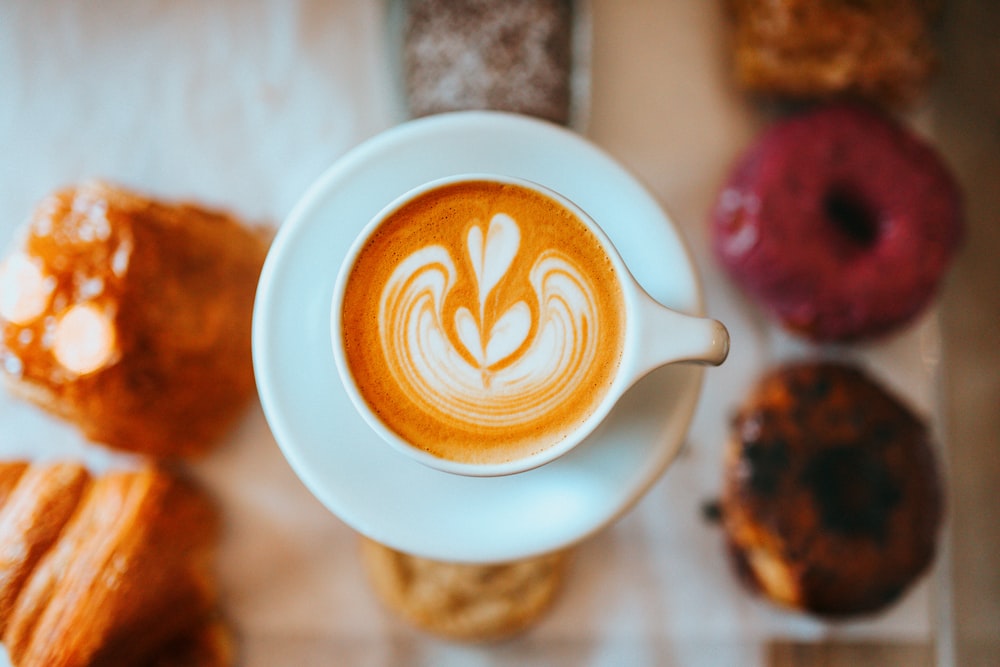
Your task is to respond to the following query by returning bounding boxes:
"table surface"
[1,2,998,666]
[930,2,1000,666]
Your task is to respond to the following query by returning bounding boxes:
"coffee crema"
[340,180,625,465]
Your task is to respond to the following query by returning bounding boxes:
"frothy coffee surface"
[340,181,625,465]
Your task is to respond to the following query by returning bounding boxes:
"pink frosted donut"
[711,104,963,341]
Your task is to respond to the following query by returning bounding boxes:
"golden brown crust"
[360,537,569,642]
[0,463,30,511]
[0,182,270,458]
[726,0,939,108]
[720,361,942,617]
[0,462,90,634]
[150,616,237,667]
[0,463,226,667]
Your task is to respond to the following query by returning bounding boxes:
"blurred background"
[0,1,997,665]
[933,1,1000,664]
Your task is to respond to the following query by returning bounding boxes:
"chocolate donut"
[720,361,943,617]
[711,103,962,341]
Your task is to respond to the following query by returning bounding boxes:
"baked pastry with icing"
[710,103,962,342]
[720,361,943,616]
[0,461,228,666]
[0,182,269,457]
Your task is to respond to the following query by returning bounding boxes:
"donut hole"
[822,186,880,250]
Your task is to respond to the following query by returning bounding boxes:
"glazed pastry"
[711,103,962,341]
[360,537,569,642]
[0,182,269,457]
[725,0,939,107]
[0,461,227,666]
[403,0,574,125]
[720,362,943,617]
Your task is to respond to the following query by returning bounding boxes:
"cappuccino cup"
[332,174,728,477]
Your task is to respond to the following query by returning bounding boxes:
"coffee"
[339,180,625,465]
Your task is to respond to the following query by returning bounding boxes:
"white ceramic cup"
[331,174,729,477]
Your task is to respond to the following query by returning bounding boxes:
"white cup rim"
[330,173,727,477]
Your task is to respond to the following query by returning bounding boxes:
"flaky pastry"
[0,461,228,666]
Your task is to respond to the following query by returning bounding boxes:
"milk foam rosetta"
[341,181,625,465]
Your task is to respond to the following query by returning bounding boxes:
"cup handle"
[632,290,730,375]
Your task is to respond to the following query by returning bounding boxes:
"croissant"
[0,461,228,667]
[0,182,269,458]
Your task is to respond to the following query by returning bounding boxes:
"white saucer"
[253,111,707,563]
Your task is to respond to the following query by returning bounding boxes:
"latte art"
[340,180,625,465]
[379,212,600,428]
